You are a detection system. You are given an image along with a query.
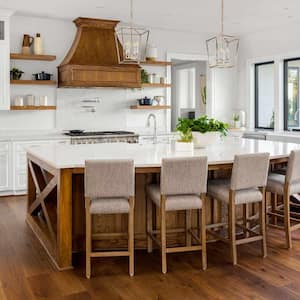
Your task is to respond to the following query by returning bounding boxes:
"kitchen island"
[26,138,300,270]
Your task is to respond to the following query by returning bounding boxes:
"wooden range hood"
[58,17,141,88]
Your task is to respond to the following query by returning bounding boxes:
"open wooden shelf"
[130,105,171,110]
[141,83,171,88]
[10,80,56,86]
[10,53,56,61]
[10,105,56,111]
[140,60,172,66]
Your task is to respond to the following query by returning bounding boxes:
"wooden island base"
[26,153,288,270]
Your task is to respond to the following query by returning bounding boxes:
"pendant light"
[116,0,149,64]
[206,0,239,68]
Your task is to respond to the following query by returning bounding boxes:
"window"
[255,62,275,129]
[284,58,300,130]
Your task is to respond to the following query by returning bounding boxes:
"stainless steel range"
[64,131,139,145]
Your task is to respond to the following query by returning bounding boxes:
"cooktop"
[65,130,136,137]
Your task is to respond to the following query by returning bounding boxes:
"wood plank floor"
[2,196,300,300]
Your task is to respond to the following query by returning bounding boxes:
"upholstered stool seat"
[84,159,135,278]
[147,184,202,211]
[266,150,300,248]
[267,173,300,195]
[208,179,263,205]
[207,153,270,265]
[146,156,208,274]
[90,198,130,215]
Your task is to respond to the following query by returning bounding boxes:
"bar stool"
[146,157,208,274]
[266,150,300,248]
[207,153,270,265]
[84,159,135,278]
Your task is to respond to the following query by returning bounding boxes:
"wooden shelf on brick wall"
[130,105,171,110]
[10,106,56,111]
[10,80,56,86]
[140,60,172,66]
[10,53,56,61]
[141,83,171,88]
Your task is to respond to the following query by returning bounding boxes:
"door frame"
[166,52,210,132]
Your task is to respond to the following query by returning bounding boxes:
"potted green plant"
[175,118,194,151]
[10,68,24,80]
[141,69,149,83]
[177,115,228,148]
[233,113,240,128]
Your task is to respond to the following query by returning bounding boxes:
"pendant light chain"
[221,0,224,34]
[130,0,133,27]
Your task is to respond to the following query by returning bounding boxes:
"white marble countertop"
[26,137,300,169]
[0,130,70,142]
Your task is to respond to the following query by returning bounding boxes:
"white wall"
[0,14,236,131]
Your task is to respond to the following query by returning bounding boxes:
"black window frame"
[254,61,275,130]
[284,58,300,131]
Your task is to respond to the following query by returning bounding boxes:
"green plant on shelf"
[141,69,149,83]
[233,113,240,122]
[10,68,24,80]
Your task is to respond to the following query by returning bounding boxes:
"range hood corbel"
[58,17,141,88]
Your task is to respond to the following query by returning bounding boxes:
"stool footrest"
[90,251,130,258]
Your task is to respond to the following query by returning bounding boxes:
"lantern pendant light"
[206,0,239,68]
[116,0,149,64]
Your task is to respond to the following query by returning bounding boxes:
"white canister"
[14,96,24,106]
[39,96,48,106]
[33,33,43,55]
[146,44,158,61]
[26,95,35,106]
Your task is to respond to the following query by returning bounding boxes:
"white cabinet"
[0,10,13,110]
[0,142,11,191]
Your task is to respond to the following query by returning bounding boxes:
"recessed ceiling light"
[96,6,105,9]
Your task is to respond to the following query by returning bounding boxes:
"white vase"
[192,132,220,148]
[172,141,194,152]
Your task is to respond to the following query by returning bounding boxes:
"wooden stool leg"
[284,187,292,249]
[160,195,167,274]
[229,191,237,265]
[186,210,192,246]
[243,203,249,238]
[260,188,267,258]
[201,194,207,270]
[129,196,135,277]
[85,197,92,279]
[146,195,153,253]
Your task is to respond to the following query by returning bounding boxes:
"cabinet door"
[0,150,10,191]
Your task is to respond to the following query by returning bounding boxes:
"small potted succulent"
[175,118,194,151]
[10,68,24,80]
[233,113,240,129]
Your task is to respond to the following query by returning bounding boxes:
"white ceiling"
[1,0,300,36]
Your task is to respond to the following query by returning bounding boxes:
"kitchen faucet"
[146,113,157,144]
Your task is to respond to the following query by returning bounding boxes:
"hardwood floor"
[2,196,300,300]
